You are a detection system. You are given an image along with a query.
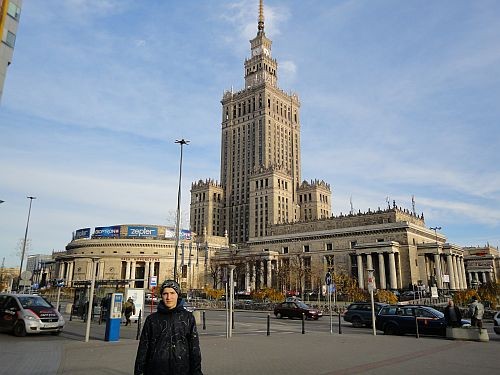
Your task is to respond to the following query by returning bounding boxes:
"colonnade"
[419,252,467,290]
[217,257,276,291]
[356,251,400,290]
[467,270,494,287]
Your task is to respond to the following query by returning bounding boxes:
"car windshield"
[296,302,310,309]
[18,296,52,309]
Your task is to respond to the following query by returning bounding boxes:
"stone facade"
[53,224,228,291]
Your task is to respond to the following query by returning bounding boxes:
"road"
[0,308,499,374]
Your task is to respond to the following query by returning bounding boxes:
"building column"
[125,261,131,280]
[267,259,272,288]
[481,272,487,283]
[388,252,398,290]
[99,261,105,280]
[378,253,387,289]
[446,254,456,290]
[245,263,250,292]
[259,261,264,289]
[451,256,460,289]
[130,261,136,288]
[433,254,443,289]
[149,261,155,278]
[58,262,65,279]
[68,262,74,284]
[461,258,468,289]
[357,254,364,289]
[252,262,256,290]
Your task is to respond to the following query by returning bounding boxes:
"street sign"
[367,276,375,292]
[150,276,157,288]
[325,272,332,286]
[20,270,32,280]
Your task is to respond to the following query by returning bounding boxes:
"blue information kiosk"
[105,293,123,342]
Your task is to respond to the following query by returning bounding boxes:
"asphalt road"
[0,309,499,374]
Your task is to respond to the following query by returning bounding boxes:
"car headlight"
[23,309,40,321]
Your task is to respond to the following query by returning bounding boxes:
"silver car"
[0,293,65,336]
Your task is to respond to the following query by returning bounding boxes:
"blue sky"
[1,0,499,268]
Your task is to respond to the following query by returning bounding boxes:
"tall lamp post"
[18,196,36,289]
[85,257,100,342]
[430,226,442,290]
[173,139,189,282]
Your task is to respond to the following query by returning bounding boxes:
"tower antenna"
[349,195,354,215]
[258,0,265,33]
[411,195,416,216]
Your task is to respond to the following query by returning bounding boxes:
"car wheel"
[13,322,27,337]
[384,323,399,335]
[351,316,363,328]
[276,312,283,319]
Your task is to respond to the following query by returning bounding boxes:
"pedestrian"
[123,297,136,326]
[444,299,462,327]
[468,296,485,329]
[134,280,202,375]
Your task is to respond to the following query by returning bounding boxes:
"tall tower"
[0,0,22,102]
[220,0,301,243]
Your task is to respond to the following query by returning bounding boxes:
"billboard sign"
[127,226,158,238]
[165,227,192,240]
[94,225,121,238]
[74,228,91,240]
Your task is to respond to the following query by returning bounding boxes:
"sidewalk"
[56,316,499,375]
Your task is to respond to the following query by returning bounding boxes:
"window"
[7,2,21,20]
[350,241,357,249]
[5,31,16,48]
[303,245,310,253]
[326,243,333,251]
[283,246,288,254]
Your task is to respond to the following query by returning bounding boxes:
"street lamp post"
[85,257,100,342]
[18,196,36,290]
[430,226,442,290]
[173,139,189,282]
[367,268,376,336]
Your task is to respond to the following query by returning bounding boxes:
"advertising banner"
[165,226,176,239]
[74,228,91,240]
[127,226,158,238]
[165,227,192,240]
[94,225,121,238]
[180,229,192,240]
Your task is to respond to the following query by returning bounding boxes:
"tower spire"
[258,0,264,33]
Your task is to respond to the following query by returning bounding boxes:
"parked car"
[493,311,500,335]
[376,304,469,336]
[0,293,65,337]
[343,302,387,328]
[145,293,159,304]
[274,301,323,320]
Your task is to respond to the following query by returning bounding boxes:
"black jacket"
[134,301,202,375]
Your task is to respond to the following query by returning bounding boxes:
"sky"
[1,0,499,268]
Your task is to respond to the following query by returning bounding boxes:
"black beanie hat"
[160,279,181,295]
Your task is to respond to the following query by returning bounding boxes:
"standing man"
[123,297,136,326]
[469,296,485,329]
[134,280,202,375]
[444,299,462,327]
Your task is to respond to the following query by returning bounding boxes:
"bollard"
[202,311,206,330]
[302,313,305,334]
[69,306,73,322]
[136,310,142,340]
[338,312,342,334]
[232,311,235,330]
[415,316,419,339]
[267,314,270,336]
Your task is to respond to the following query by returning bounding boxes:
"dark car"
[343,302,387,327]
[376,304,469,336]
[0,293,65,337]
[493,311,500,335]
[274,301,323,320]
